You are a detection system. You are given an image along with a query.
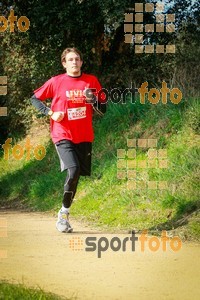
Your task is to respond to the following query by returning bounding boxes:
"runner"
[31,47,106,233]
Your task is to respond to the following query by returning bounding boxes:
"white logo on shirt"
[67,107,86,120]
[66,90,85,103]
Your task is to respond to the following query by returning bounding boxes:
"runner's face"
[63,52,83,76]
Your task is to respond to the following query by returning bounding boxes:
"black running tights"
[63,166,80,208]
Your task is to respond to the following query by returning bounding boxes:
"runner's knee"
[66,166,80,186]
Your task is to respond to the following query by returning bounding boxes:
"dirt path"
[0,211,199,300]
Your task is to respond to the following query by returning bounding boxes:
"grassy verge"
[0,281,69,300]
[0,97,199,240]
[72,98,200,240]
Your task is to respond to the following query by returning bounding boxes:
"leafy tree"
[0,0,199,142]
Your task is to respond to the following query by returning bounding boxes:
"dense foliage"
[0,0,199,142]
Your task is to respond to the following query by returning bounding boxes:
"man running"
[31,47,106,233]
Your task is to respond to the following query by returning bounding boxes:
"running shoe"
[56,209,73,233]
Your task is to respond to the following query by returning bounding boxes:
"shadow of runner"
[148,200,200,231]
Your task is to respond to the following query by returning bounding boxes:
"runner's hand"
[51,111,65,122]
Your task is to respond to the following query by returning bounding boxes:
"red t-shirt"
[34,73,104,144]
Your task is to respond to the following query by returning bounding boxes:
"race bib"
[67,107,86,120]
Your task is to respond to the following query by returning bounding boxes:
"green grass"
[0,281,69,300]
[0,97,199,239]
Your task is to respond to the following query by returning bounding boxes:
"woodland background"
[0,0,199,142]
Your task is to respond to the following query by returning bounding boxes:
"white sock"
[61,205,70,214]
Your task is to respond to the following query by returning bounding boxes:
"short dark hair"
[61,47,83,63]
